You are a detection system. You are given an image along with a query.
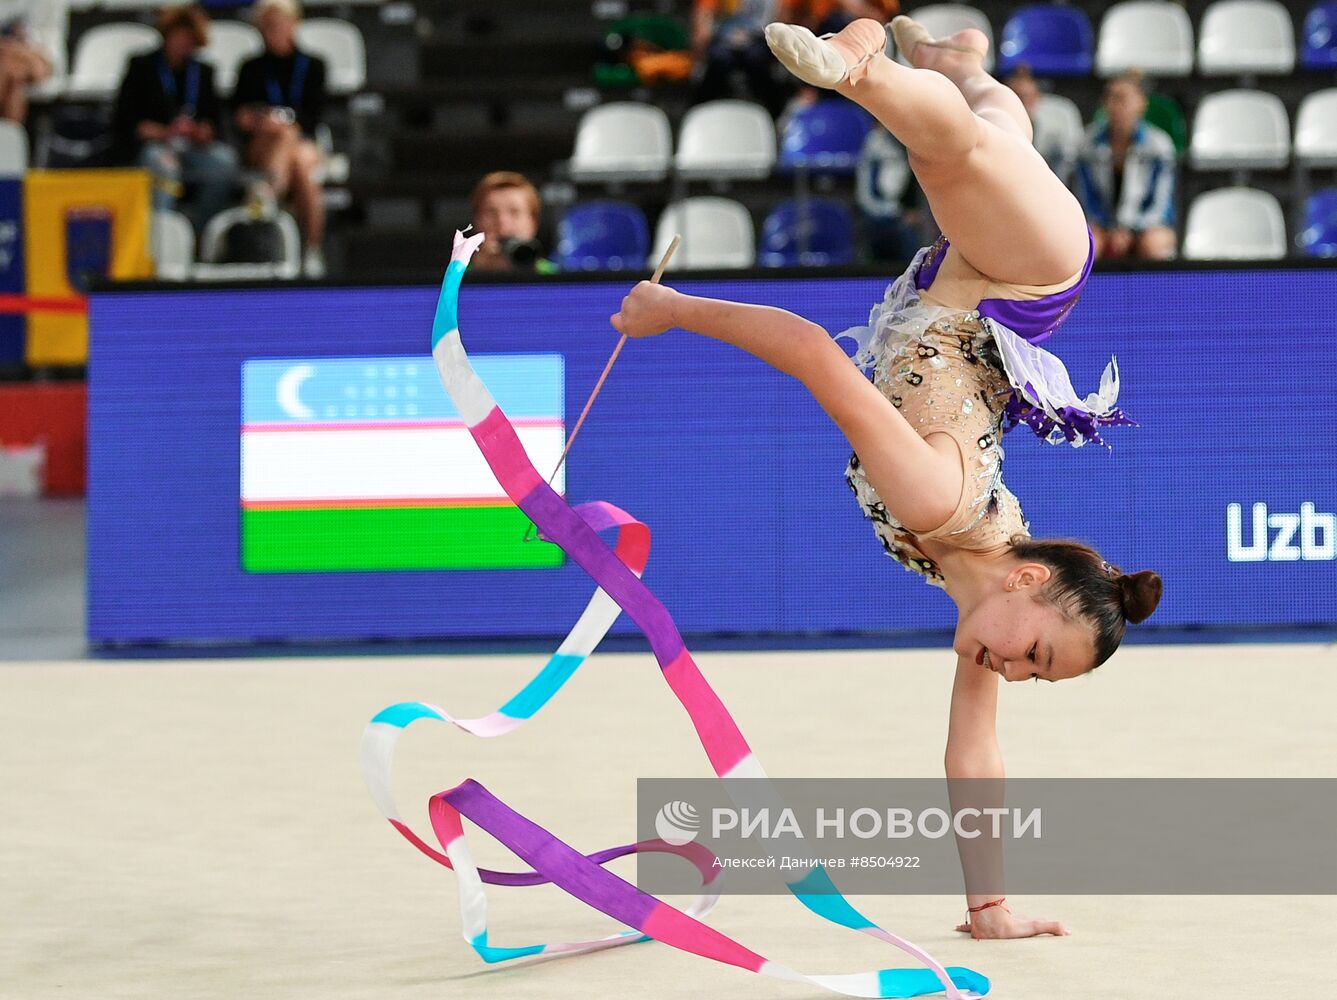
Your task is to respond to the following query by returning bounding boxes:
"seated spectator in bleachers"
[1005,64,1083,187]
[469,171,556,274]
[856,128,931,265]
[691,0,787,115]
[233,0,328,277]
[111,5,238,233]
[0,0,66,124]
[788,0,896,37]
[1075,71,1177,260]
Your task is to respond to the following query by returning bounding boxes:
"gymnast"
[610,15,1163,941]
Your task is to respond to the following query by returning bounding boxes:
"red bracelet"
[967,897,1008,915]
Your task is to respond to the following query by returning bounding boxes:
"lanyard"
[265,53,309,108]
[158,56,200,112]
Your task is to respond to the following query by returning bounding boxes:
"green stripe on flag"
[242,505,565,572]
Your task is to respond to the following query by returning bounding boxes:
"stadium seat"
[997,5,1095,77]
[1183,187,1287,259]
[570,103,673,183]
[0,120,28,176]
[151,210,196,281]
[651,198,755,269]
[68,23,160,98]
[1294,89,1337,165]
[1189,90,1290,170]
[1096,1,1194,77]
[1301,1,1337,69]
[198,207,303,280]
[759,199,856,266]
[1297,189,1337,256]
[555,201,650,271]
[202,21,263,96]
[674,100,776,180]
[778,100,875,174]
[897,4,995,72]
[296,18,366,95]
[1198,0,1296,75]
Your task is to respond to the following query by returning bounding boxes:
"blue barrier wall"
[87,268,1337,645]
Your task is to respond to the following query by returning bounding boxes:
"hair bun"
[1118,570,1163,624]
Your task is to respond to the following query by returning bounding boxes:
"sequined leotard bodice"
[842,234,1111,589]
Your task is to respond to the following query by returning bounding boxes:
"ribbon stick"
[522,234,681,543]
[360,230,990,999]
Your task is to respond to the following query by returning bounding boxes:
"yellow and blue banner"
[0,169,152,367]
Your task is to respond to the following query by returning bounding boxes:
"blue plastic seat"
[998,5,1096,76]
[1302,1,1337,68]
[1299,189,1337,257]
[778,101,875,175]
[759,199,856,266]
[555,201,650,271]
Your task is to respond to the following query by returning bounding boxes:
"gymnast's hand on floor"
[610,281,681,338]
[955,905,1071,939]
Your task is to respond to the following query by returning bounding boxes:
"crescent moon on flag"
[277,364,316,420]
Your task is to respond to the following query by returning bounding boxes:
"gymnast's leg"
[766,18,1089,285]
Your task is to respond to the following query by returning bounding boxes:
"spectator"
[0,0,66,124]
[787,0,896,37]
[111,5,238,233]
[1075,71,1177,260]
[691,0,787,115]
[469,171,556,274]
[855,128,930,264]
[1005,65,1083,187]
[233,0,328,277]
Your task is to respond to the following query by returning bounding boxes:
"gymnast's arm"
[946,654,1070,940]
[610,281,961,533]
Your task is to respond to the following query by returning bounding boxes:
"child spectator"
[1076,71,1177,260]
[112,5,238,232]
[233,0,328,277]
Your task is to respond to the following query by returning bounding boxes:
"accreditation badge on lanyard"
[266,53,310,112]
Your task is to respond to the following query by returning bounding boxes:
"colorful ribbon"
[359,230,990,998]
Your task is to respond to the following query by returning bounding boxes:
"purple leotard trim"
[913,229,1096,345]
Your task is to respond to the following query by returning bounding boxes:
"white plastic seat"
[674,100,776,180]
[1183,187,1286,259]
[651,198,755,269]
[296,18,366,95]
[68,23,160,98]
[1198,0,1295,75]
[151,210,195,281]
[1189,90,1290,170]
[898,4,995,72]
[0,120,28,176]
[1096,1,1194,77]
[1295,89,1337,166]
[570,103,673,183]
[198,207,302,280]
[202,21,263,96]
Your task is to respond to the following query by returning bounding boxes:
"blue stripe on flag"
[242,354,563,425]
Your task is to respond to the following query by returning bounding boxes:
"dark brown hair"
[156,5,210,48]
[1010,537,1163,670]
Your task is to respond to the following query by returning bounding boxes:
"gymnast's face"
[954,565,1097,682]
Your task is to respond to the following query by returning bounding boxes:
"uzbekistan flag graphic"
[241,354,566,572]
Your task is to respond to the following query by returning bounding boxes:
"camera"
[501,237,544,269]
